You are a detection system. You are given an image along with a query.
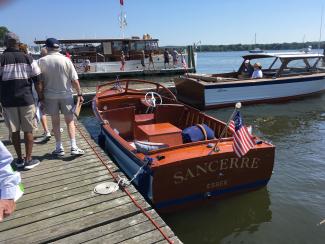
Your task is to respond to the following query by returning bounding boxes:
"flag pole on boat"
[210,102,242,153]
[119,0,127,39]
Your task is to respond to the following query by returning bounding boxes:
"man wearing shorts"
[0,32,41,169]
[163,49,170,69]
[38,38,84,156]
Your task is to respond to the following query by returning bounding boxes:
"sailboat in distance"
[249,33,264,53]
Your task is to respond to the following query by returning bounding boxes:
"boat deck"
[0,117,181,243]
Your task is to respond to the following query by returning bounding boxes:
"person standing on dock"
[171,49,179,68]
[83,59,91,72]
[0,32,41,170]
[38,38,85,157]
[120,51,125,71]
[141,50,146,69]
[19,45,52,143]
[0,140,23,222]
[163,49,170,69]
[148,51,155,70]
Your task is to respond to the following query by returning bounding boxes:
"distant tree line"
[162,41,325,52]
[0,26,9,46]
[194,42,325,52]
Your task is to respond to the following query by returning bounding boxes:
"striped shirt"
[0,48,41,107]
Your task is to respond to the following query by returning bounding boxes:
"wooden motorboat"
[93,79,275,212]
[174,51,325,109]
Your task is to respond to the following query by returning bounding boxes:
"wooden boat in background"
[93,79,275,212]
[174,51,325,109]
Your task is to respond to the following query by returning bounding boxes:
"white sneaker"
[52,148,65,156]
[34,131,51,143]
[71,147,85,156]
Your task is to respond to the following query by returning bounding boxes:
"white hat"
[244,60,250,64]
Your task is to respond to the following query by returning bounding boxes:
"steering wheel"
[144,92,162,108]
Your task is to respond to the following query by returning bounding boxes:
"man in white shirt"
[38,38,84,156]
[251,62,263,79]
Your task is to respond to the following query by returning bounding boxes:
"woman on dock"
[148,51,155,70]
[120,51,125,71]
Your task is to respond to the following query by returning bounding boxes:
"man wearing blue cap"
[0,32,42,169]
[38,38,84,156]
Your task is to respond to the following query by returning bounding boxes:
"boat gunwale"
[93,82,275,161]
[179,72,325,88]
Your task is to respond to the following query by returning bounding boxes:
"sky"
[1,0,325,46]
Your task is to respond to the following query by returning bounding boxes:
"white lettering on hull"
[173,157,261,184]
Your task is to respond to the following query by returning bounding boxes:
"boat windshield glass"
[305,57,321,67]
[98,80,174,100]
[286,59,307,69]
[136,41,146,50]
[145,41,158,50]
[248,57,279,70]
[112,41,123,51]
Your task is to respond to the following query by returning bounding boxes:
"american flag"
[229,111,255,157]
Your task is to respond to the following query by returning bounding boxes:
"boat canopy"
[34,37,160,62]
[34,38,159,45]
[243,52,324,60]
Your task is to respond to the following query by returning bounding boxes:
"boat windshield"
[242,55,324,77]
[97,79,176,101]
[248,57,281,70]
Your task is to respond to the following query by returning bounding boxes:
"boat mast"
[318,5,324,51]
[255,33,257,46]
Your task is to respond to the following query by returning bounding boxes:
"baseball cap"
[44,38,60,48]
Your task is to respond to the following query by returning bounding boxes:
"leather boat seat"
[134,113,155,126]
[101,106,136,140]
[154,104,185,128]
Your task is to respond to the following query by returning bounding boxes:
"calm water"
[80,52,325,244]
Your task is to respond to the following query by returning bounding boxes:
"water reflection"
[163,188,271,244]
[79,52,325,244]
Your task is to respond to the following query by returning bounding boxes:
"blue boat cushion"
[134,140,168,154]
[182,124,215,143]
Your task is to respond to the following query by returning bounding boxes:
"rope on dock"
[75,121,174,244]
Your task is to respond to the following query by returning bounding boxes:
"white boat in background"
[34,36,197,77]
[249,33,264,53]
[249,48,264,53]
[174,51,325,109]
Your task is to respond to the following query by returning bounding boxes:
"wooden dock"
[78,67,195,80]
[0,117,181,243]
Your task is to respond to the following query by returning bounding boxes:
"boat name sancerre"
[173,157,261,184]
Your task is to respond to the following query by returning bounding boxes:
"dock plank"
[0,118,181,243]
[52,210,160,244]
[83,217,167,244]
